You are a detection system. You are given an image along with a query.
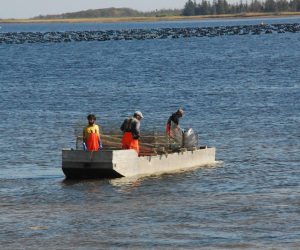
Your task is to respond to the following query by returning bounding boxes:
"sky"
[0,0,189,19]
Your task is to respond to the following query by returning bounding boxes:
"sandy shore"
[1,12,300,24]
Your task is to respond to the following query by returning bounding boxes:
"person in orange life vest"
[83,114,101,151]
[120,111,143,154]
[166,108,184,138]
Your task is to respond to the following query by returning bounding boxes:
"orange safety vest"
[121,132,139,154]
[86,132,100,151]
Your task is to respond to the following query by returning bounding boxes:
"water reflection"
[109,176,143,193]
[61,178,110,187]
[60,162,221,190]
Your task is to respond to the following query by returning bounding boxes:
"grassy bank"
[1,12,300,24]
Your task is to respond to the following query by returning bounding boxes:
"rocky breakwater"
[0,23,299,44]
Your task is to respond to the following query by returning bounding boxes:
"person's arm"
[96,125,102,150]
[96,125,100,138]
[120,119,126,132]
[132,120,140,139]
[171,115,180,129]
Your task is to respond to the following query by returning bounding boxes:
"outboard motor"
[182,128,198,148]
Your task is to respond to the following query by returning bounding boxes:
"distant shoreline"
[1,12,300,24]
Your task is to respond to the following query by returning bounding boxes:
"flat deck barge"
[62,147,216,179]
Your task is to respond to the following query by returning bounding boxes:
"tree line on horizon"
[33,8,181,19]
[182,0,300,15]
[32,1,300,20]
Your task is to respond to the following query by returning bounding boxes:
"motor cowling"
[182,128,198,148]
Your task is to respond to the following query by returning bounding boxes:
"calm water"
[0,17,300,249]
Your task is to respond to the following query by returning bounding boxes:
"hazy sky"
[0,0,189,19]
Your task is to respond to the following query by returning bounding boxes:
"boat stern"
[62,149,123,179]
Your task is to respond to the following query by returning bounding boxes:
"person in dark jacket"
[166,108,184,137]
[120,111,143,154]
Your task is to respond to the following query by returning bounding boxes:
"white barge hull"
[62,148,216,179]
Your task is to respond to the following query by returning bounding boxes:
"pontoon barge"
[62,147,216,179]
